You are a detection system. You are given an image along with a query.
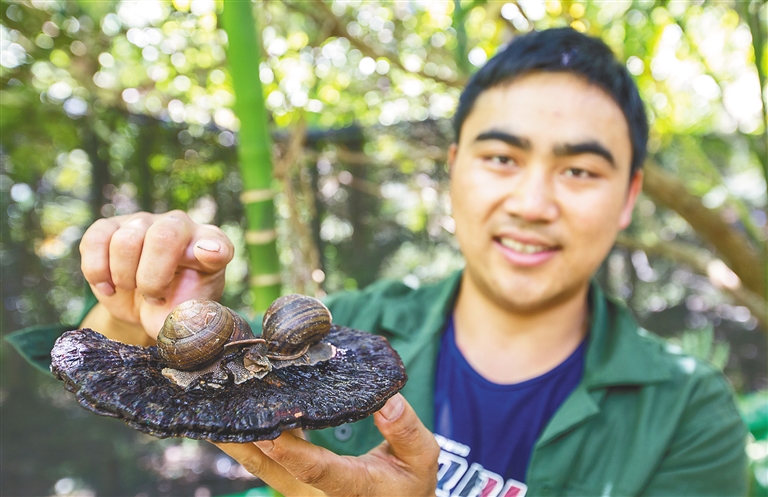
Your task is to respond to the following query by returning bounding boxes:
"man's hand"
[79,211,234,342]
[216,393,439,497]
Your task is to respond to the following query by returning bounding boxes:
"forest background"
[1,0,767,495]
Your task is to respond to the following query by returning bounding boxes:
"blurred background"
[1,0,766,495]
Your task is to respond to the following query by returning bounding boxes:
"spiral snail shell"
[157,295,335,389]
[261,294,332,359]
[157,300,255,371]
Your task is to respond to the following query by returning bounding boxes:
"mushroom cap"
[50,325,407,442]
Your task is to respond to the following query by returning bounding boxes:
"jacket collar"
[378,271,671,389]
[582,283,672,388]
[378,270,462,342]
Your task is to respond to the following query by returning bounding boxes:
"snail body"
[157,295,335,389]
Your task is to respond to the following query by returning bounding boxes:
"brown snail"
[156,299,255,371]
[259,294,332,359]
[157,295,335,389]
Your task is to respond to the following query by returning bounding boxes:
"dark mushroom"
[49,296,407,442]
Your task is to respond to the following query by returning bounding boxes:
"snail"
[157,295,336,389]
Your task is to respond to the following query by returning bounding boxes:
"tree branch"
[285,0,466,89]
[615,234,767,331]
[642,161,766,298]
[274,118,324,296]
[672,134,765,247]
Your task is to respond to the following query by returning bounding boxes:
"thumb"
[373,393,439,467]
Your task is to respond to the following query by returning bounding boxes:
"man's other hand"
[79,211,234,342]
[216,393,439,497]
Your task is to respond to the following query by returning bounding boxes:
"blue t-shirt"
[434,316,586,497]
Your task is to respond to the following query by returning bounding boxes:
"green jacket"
[7,272,748,496]
[310,272,748,497]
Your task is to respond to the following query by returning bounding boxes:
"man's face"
[449,72,642,313]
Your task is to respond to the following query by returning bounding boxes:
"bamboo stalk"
[221,1,281,312]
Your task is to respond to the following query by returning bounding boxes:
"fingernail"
[379,393,404,421]
[95,282,115,296]
[143,295,166,306]
[196,239,221,252]
[255,440,274,452]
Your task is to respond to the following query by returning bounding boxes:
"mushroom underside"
[50,325,407,442]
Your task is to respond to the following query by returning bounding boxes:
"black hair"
[453,28,648,175]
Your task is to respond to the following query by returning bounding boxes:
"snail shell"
[158,295,335,388]
[261,294,332,358]
[156,300,254,371]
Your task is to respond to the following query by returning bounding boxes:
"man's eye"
[564,167,594,179]
[487,155,513,165]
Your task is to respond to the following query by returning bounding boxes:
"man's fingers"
[215,442,324,497]
[215,442,285,479]
[221,404,437,497]
[136,212,192,300]
[78,210,236,343]
[188,225,235,273]
[82,211,234,304]
[80,217,120,296]
[373,393,440,469]
[109,216,152,290]
[255,432,360,496]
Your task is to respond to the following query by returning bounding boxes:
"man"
[10,28,746,496]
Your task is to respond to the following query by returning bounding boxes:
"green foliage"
[740,390,768,497]
[667,326,730,371]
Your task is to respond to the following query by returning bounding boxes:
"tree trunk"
[131,115,155,212]
[83,124,110,220]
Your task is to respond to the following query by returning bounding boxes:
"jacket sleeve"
[641,368,749,497]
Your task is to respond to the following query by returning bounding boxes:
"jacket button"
[334,425,353,441]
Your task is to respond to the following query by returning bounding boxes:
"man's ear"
[447,143,458,176]
[618,170,644,230]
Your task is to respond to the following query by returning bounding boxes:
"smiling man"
[9,28,747,496]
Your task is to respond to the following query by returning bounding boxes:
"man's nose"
[502,167,559,223]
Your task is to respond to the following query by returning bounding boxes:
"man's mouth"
[498,237,556,254]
